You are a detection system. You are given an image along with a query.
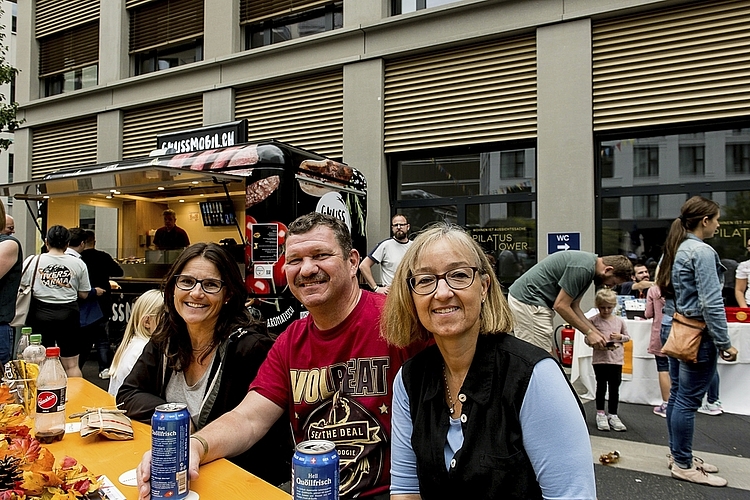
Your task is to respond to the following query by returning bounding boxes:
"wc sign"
[547,232,580,254]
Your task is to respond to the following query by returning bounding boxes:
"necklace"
[442,364,457,415]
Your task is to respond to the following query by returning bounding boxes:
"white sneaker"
[99,368,111,379]
[698,401,723,416]
[608,414,627,431]
[596,413,610,431]
[671,463,727,487]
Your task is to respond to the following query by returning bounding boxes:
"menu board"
[251,223,279,263]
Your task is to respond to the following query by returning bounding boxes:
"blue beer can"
[292,440,339,500]
[151,403,190,499]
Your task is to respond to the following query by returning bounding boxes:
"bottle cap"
[45,346,61,357]
[29,334,42,344]
[21,327,32,334]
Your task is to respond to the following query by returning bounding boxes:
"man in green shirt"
[508,251,633,354]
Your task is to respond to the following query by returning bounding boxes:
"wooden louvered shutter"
[122,98,204,159]
[592,0,750,131]
[240,0,331,24]
[39,22,99,77]
[130,0,204,53]
[235,71,343,158]
[383,35,537,153]
[32,118,98,179]
[36,0,99,38]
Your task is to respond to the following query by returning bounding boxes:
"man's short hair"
[392,214,408,224]
[601,255,634,281]
[84,230,96,245]
[68,227,87,247]
[288,212,353,256]
[163,209,176,217]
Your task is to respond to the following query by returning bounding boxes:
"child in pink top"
[645,284,670,417]
[587,288,631,431]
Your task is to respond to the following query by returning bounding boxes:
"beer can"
[151,403,190,499]
[292,440,339,500]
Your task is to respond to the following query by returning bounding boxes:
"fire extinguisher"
[554,324,576,367]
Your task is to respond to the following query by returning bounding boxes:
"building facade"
[11,0,750,287]
[0,0,16,219]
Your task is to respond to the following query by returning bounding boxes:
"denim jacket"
[672,233,731,350]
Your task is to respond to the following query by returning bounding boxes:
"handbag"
[11,256,41,327]
[79,292,104,327]
[661,312,706,363]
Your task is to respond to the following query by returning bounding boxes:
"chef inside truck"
[153,209,190,250]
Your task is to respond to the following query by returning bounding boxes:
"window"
[129,0,204,76]
[8,154,13,183]
[39,22,99,97]
[634,146,659,177]
[600,146,615,178]
[679,145,705,175]
[392,0,462,15]
[243,2,342,49]
[11,3,17,34]
[598,128,750,270]
[393,144,537,288]
[727,144,750,175]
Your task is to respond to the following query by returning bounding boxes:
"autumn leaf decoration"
[0,384,101,499]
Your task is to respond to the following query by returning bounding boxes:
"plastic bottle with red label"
[34,346,67,444]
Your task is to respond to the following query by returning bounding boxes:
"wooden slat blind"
[36,0,99,39]
[383,35,537,153]
[240,0,330,25]
[32,118,98,180]
[235,71,343,158]
[593,0,750,130]
[39,22,99,77]
[130,0,204,53]
[122,98,204,159]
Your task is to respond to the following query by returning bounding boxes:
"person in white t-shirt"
[359,214,413,295]
[734,239,750,307]
[22,225,101,377]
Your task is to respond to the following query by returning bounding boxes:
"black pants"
[78,318,112,371]
[594,363,622,415]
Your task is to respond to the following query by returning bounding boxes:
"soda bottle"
[22,334,46,366]
[34,346,67,444]
[16,327,32,360]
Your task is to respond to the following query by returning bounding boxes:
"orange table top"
[43,377,291,500]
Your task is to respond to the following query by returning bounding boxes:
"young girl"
[588,288,631,432]
[107,290,164,396]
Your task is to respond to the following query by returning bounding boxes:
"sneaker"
[671,463,727,487]
[653,403,667,418]
[698,401,723,416]
[596,413,610,431]
[98,368,110,380]
[667,454,719,473]
[608,414,627,431]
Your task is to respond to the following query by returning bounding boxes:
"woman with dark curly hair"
[117,242,292,486]
[23,225,95,377]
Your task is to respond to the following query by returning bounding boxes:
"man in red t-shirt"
[137,213,424,499]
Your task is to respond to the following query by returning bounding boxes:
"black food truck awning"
[0,161,248,201]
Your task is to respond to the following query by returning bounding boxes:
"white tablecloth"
[571,318,750,415]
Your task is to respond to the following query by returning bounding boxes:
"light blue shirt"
[390,358,596,499]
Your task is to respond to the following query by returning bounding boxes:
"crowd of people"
[2,197,742,497]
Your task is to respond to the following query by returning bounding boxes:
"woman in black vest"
[382,224,595,499]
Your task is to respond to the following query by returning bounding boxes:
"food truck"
[0,134,367,337]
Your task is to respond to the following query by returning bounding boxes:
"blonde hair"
[110,290,164,372]
[381,223,514,348]
[595,288,618,307]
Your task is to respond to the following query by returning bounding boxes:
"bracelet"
[191,435,209,461]
[585,329,593,336]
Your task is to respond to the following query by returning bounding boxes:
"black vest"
[401,334,583,499]
[0,235,22,324]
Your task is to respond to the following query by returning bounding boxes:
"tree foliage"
[0,6,20,151]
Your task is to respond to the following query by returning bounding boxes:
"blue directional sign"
[547,232,581,254]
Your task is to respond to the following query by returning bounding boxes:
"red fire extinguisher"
[554,324,576,367]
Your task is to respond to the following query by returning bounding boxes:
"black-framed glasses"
[175,275,225,294]
[408,267,479,295]
[392,223,408,228]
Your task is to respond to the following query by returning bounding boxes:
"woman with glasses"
[117,243,292,486]
[383,224,595,499]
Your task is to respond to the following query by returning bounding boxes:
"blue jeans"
[0,323,14,366]
[665,334,718,469]
[706,370,720,404]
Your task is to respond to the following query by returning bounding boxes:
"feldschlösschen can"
[151,403,190,499]
[292,440,340,500]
